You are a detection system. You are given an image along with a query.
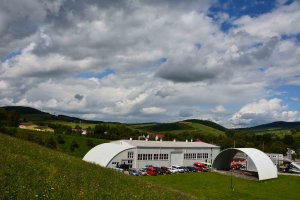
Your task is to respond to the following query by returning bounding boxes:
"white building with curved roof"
[83,139,220,169]
[212,148,278,181]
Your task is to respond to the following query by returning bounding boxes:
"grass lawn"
[0,133,191,200]
[180,122,225,136]
[14,128,108,158]
[44,121,98,129]
[144,172,300,200]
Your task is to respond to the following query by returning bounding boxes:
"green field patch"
[181,122,225,136]
[10,128,108,158]
[44,121,98,129]
[0,133,191,200]
[144,172,300,200]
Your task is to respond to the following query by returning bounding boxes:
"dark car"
[182,166,189,173]
[153,167,164,175]
[186,166,197,172]
[129,168,139,176]
[160,166,171,174]
[118,163,130,170]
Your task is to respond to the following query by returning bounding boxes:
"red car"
[146,167,157,176]
[194,166,209,172]
[160,166,171,174]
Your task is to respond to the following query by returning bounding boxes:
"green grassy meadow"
[181,122,225,136]
[1,132,300,200]
[14,128,108,157]
[0,133,192,200]
[145,172,300,200]
[45,121,97,129]
[131,121,225,136]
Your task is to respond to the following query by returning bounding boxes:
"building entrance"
[170,152,183,166]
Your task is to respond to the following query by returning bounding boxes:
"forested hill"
[1,106,103,124]
[237,121,300,131]
[182,119,227,132]
[3,106,49,115]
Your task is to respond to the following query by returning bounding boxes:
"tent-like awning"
[83,142,134,167]
[212,148,278,181]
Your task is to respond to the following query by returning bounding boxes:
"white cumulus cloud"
[141,107,166,114]
[231,98,298,127]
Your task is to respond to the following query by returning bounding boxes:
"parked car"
[194,162,206,168]
[145,164,154,168]
[186,166,197,172]
[171,165,185,173]
[138,169,148,176]
[160,166,171,174]
[118,163,130,170]
[153,167,164,175]
[195,166,209,172]
[129,168,139,176]
[113,167,124,173]
[146,167,157,176]
[168,167,178,174]
[182,166,189,173]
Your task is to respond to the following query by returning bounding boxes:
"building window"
[192,153,196,159]
[128,152,134,159]
[164,154,168,160]
[143,154,147,160]
[154,154,159,160]
[148,154,152,160]
[138,154,142,160]
[159,154,163,160]
[128,160,133,164]
[197,153,202,159]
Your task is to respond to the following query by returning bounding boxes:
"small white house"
[265,153,283,166]
[83,139,220,169]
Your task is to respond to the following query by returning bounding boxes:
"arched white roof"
[212,148,277,181]
[83,142,134,167]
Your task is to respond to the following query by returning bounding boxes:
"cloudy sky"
[1,0,300,127]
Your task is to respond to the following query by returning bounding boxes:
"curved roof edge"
[83,142,134,167]
[212,148,277,181]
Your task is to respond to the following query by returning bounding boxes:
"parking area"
[112,162,211,176]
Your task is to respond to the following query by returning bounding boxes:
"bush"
[70,140,79,152]
[56,135,65,144]
[45,137,57,149]
[86,139,95,147]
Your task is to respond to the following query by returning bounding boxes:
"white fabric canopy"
[83,142,134,167]
[212,148,278,180]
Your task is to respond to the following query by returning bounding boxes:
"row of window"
[128,152,134,159]
[137,153,169,161]
[184,153,209,160]
[130,152,209,160]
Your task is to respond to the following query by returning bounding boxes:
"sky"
[1,0,300,128]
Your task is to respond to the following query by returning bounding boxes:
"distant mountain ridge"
[237,121,300,131]
[1,106,103,124]
[3,106,49,115]
[2,106,300,131]
[182,119,227,132]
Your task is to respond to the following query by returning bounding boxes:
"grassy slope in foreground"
[145,172,300,200]
[0,133,193,200]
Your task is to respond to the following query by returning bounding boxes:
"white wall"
[107,147,220,169]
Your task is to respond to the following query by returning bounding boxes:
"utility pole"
[233,132,236,148]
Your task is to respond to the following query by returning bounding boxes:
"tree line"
[0,108,299,157]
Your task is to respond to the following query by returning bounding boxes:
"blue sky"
[1,0,300,127]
